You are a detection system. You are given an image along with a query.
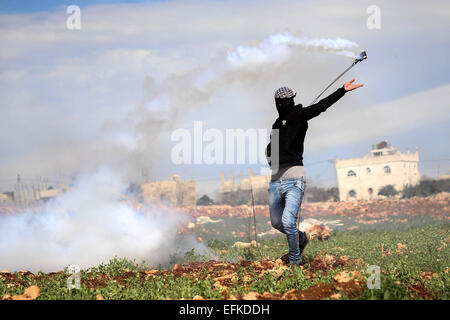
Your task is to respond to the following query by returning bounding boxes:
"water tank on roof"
[376,141,388,149]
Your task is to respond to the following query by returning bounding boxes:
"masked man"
[265,79,363,265]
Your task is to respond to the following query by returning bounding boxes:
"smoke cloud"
[0,168,209,272]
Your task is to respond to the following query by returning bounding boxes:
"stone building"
[1,183,70,204]
[0,192,8,203]
[141,174,197,206]
[335,141,420,201]
[219,168,271,205]
[39,187,69,201]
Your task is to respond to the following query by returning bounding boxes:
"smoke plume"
[227,32,358,67]
[0,168,209,272]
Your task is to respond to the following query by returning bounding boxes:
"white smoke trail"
[139,32,360,124]
[227,32,359,67]
[0,168,208,273]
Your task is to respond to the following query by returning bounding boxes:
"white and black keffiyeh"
[274,87,296,99]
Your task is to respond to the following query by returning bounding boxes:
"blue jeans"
[268,177,306,265]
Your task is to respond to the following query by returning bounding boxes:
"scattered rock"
[144,270,159,276]
[242,292,260,300]
[275,258,284,266]
[397,243,408,254]
[24,285,41,299]
[305,225,331,240]
[213,273,236,282]
[232,240,260,248]
[324,254,336,264]
[330,293,342,300]
[334,271,360,284]
[187,222,195,229]
[4,285,41,300]
[420,272,439,281]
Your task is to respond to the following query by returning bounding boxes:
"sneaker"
[280,231,311,264]
[299,231,310,256]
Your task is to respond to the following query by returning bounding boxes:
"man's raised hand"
[344,79,364,92]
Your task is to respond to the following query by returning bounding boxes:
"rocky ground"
[180,193,450,220]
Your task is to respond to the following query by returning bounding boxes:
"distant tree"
[378,185,399,198]
[328,187,340,201]
[219,188,269,206]
[125,183,143,201]
[126,183,142,195]
[197,194,215,206]
[307,186,339,202]
[402,178,450,198]
[220,190,250,205]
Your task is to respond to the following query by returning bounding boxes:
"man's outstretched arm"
[301,79,364,121]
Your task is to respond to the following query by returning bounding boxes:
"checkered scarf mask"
[274,87,296,99]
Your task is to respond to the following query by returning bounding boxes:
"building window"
[347,170,356,177]
[368,187,373,194]
[349,190,357,198]
[384,166,391,174]
[366,168,371,173]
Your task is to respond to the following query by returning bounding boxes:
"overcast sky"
[1,0,449,197]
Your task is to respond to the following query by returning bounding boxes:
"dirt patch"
[408,282,434,300]
[336,279,366,298]
[239,283,337,300]
[283,283,336,300]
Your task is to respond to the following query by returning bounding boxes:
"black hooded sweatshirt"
[265,86,346,169]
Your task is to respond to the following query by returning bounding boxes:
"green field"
[1,224,448,300]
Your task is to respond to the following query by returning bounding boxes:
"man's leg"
[298,230,309,255]
[268,181,286,234]
[296,178,309,256]
[281,179,305,265]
